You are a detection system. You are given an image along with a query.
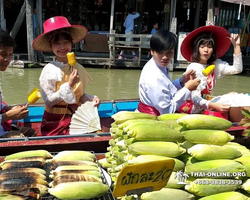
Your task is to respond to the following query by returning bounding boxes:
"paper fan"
[69,101,101,135]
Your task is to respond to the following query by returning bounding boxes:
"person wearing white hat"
[32,16,100,136]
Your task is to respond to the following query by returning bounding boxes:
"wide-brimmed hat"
[32,16,87,52]
[181,25,231,62]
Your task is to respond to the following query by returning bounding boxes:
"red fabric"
[41,111,71,136]
[178,100,193,114]
[1,102,12,131]
[138,101,160,116]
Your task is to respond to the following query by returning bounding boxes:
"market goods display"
[101,111,250,199]
[0,150,111,200]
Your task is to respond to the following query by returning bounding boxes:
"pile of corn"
[99,111,250,200]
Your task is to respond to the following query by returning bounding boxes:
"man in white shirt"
[118,7,140,60]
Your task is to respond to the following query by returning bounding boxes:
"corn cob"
[164,172,184,189]
[202,65,215,76]
[242,179,250,193]
[199,191,250,200]
[4,150,53,161]
[0,193,26,200]
[127,155,185,171]
[27,87,41,104]
[188,144,242,160]
[50,170,101,179]
[0,158,46,170]
[49,174,102,187]
[185,159,246,177]
[67,52,76,66]
[128,141,186,157]
[51,160,98,168]
[123,120,169,132]
[111,111,157,124]
[0,177,47,186]
[235,155,250,177]
[185,178,240,196]
[0,167,46,175]
[50,150,95,162]
[182,129,234,145]
[126,123,184,142]
[51,165,99,173]
[49,181,109,199]
[177,114,232,130]
[99,158,112,169]
[0,172,46,182]
[118,119,158,129]
[158,113,188,121]
[141,188,195,200]
[11,188,40,200]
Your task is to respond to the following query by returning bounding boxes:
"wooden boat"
[0,99,246,156]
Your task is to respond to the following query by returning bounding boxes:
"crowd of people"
[0,8,247,137]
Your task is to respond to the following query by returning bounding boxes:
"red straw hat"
[181,25,231,62]
[32,16,87,52]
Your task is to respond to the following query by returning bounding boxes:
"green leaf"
[242,129,250,137]
[242,108,250,119]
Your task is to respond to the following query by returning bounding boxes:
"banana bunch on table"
[48,150,109,200]
[0,150,52,199]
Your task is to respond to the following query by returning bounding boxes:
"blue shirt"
[123,12,140,33]
[151,28,157,34]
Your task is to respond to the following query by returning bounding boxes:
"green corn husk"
[185,159,246,178]
[177,153,199,166]
[158,113,188,120]
[127,155,185,172]
[128,141,186,157]
[126,123,184,143]
[177,114,232,130]
[164,172,184,189]
[188,144,242,161]
[111,111,157,124]
[236,155,250,177]
[118,119,158,130]
[141,188,195,200]
[185,178,240,196]
[199,191,250,200]
[182,129,234,145]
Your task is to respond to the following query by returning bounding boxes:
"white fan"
[69,101,101,135]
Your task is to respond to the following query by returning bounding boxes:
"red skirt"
[41,111,71,136]
[137,102,160,116]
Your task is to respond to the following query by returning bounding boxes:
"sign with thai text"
[113,159,175,197]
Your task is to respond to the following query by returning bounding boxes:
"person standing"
[118,7,140,60]
[147,21,159,58]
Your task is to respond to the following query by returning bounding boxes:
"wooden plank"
[26,0,35,61]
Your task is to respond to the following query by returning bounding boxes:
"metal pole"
[206,0,214,25]
[0,0,6,30]
[109,0,115,32]
[26,0,35,62]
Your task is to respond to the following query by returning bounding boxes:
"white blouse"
[139,58,191,114]
[39,61,94,107]
[186,54,243,111]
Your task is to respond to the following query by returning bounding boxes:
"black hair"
[49,30,73,45]
[191,34,217,64]
[150,29,177,52]
[0,28,16,48]
[128,7,135,14]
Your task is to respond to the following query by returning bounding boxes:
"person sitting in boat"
[0,29,37,138]
[32,16,100,136]
[178,25,243,116]
[137,29,201,116]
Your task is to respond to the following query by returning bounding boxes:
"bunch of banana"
[49,150,109,199]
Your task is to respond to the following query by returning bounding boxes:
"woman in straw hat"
[178,25,243,115]
[32,16,100,136]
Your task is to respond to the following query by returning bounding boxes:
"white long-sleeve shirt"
[186,54,243,111]
[139,58,191,114]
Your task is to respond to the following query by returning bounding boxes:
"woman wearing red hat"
[179,25,243,115]
[32,16,100,136]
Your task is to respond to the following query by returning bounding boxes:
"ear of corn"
[185,160,246,177]
[235,156,250,177]
[126,123,184,142]
[141,188,195,200]
[177,114,232,130]
[0,193,28,200]
[111,111,157,124]
[0,167,46,175]
[198,191,250,200]
[118,119,158,129]
[164,172,184,189]
[4,150,53,161]
[49,181,109,199]
[185,178,240,196]
[182,129,234,145]
[50,150,95,162]
[128,141,186,157]
[67,52,76,66]
[242,179,250,193]
[188,144,242,160]
[202,65,215,76]
[158,113,188,121]
[127,155,185,171]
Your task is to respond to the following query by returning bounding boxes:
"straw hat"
[181,25,231,62]
[32,16,87,52]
